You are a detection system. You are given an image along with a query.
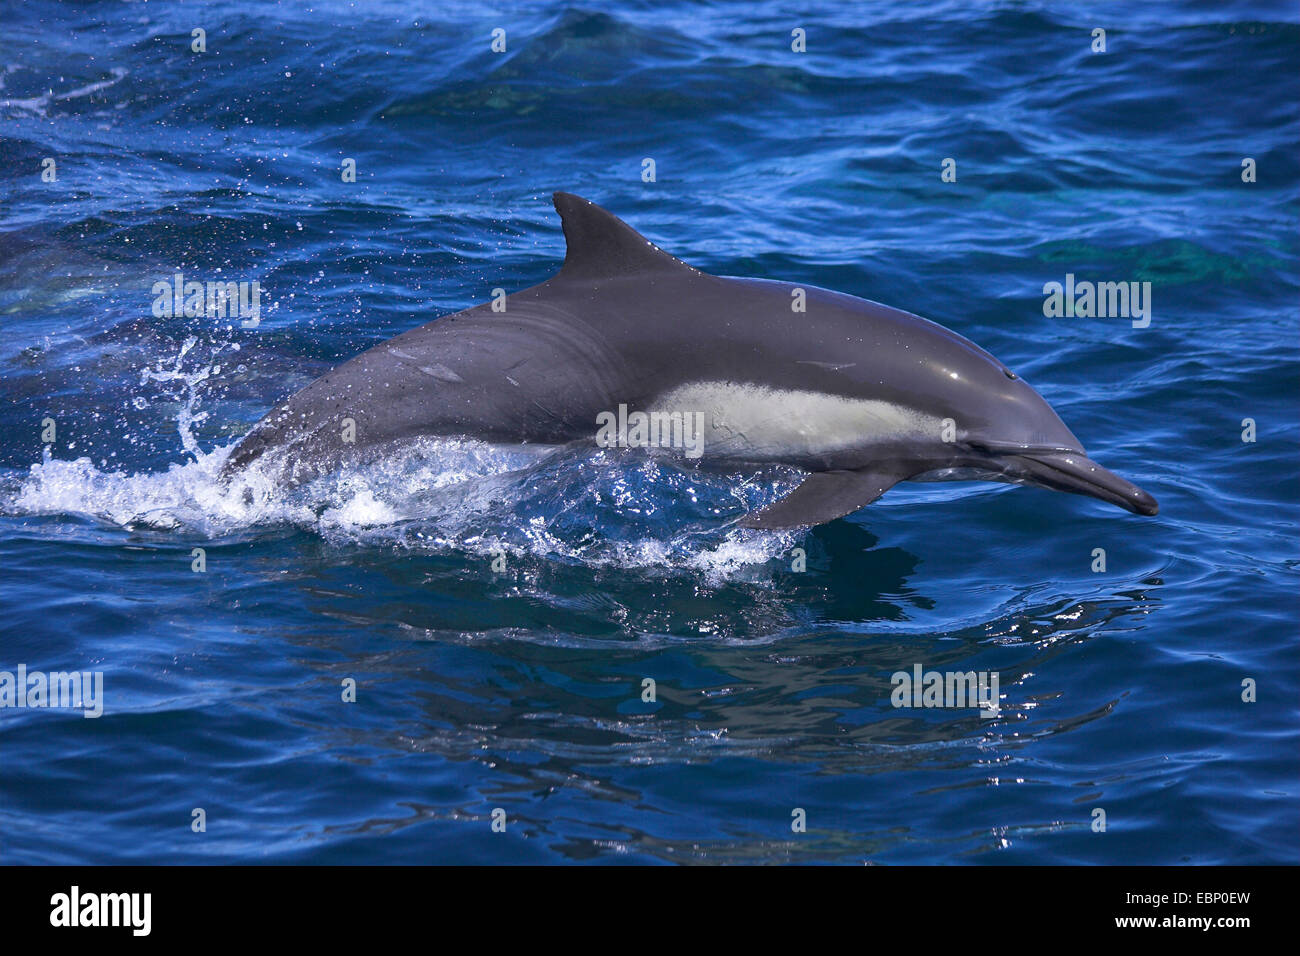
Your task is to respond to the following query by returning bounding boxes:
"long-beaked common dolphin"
[220,192,1158,528]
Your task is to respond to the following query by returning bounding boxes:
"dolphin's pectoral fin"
[738,465,911,530]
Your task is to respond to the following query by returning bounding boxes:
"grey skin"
[221,192,1158,528]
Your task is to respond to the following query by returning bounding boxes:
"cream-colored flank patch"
[650,381,939,459]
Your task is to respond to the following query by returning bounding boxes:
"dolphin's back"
[220,291,626,483]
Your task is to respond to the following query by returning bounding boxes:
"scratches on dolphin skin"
[462,299,627,410]
[530,398,565,424]
[420,364,464,383]
[384,348,467,385]
[796,360,857,372]
[385,346,466,383]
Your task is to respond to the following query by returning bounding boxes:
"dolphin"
[220,192,1158,528]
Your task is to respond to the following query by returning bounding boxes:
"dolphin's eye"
[1003,368,1018,380]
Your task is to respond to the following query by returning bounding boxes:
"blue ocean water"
[1,0,1297,865]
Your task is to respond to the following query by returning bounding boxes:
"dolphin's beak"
[1006,452,1159,516]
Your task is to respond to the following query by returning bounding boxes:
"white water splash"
[3,340,796,578]
[138,335,234,461]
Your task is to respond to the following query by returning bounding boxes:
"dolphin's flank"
[221,192,1158,528]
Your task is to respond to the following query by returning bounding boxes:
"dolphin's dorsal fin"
[553,192,699,281]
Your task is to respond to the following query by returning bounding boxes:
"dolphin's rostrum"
[221,192,1158,528]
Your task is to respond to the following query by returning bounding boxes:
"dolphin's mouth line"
[966,439,1082,457]
[1003,451,1159,516]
